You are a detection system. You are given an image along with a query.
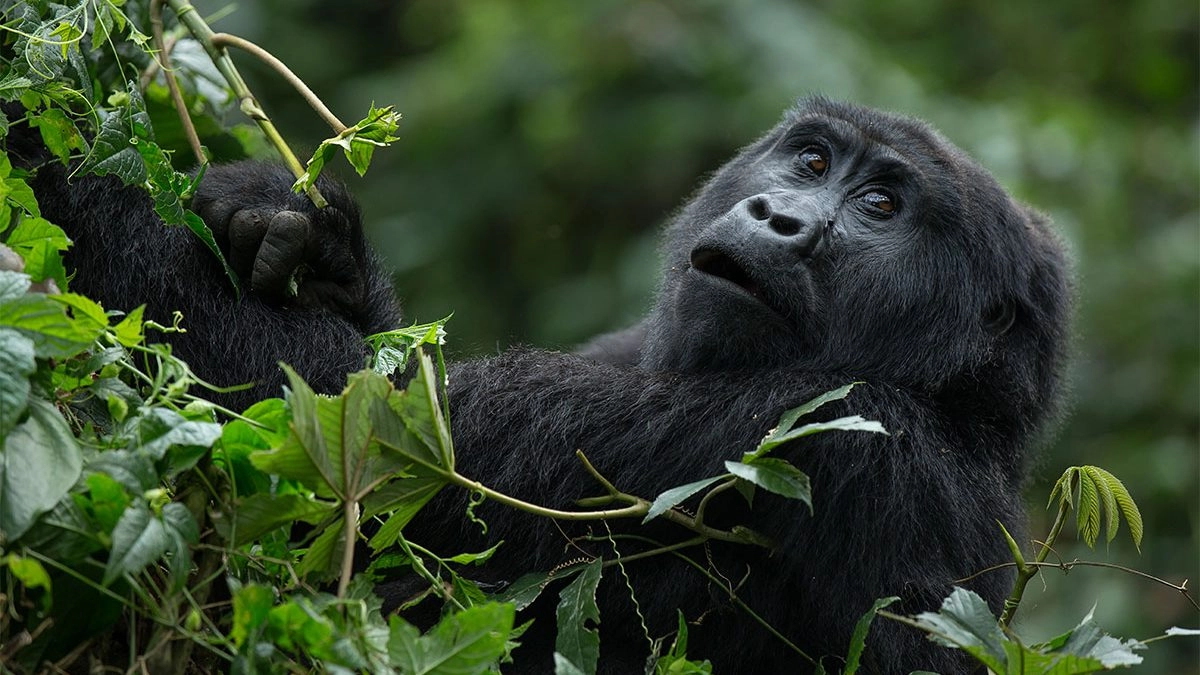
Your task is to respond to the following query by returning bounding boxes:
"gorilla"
[22,97,1071,673]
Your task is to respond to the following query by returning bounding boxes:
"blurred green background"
[202,0,1198,670]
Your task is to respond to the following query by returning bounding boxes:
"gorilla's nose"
[741,194,826,259]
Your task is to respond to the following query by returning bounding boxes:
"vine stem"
[161,0,328,209]
[337,500,360,599]
[999,497,1070,627]
[147,3,202,163]
[209,33,347,134]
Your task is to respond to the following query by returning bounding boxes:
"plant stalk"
[999,497,1070,627]
[149,1,203,164]
[162,0,328,208]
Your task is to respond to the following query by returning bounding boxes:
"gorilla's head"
[641,98,1072,424]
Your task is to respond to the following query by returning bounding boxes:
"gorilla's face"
[640,98,1064,388]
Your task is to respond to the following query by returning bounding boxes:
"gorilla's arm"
[406,350,1018,673]
[27,162,400,409]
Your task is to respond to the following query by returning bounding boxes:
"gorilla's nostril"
[746,196,771,221]
[768,215,801,237]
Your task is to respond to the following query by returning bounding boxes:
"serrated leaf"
[772,383,858,437]
[0,327,35,437]
[844,596,899,674]
[910,587,1006,671]
[112,304,145,346]
[77,95,150,185]
[294,104,401,192]
[1082,466,1120,545]
[555,558,603,675]
[643,475,724,524]
[724,458,812,509]
[0,399,82,542]
[386,602,514,674]
[1076,468,1101,548]
[103,502,171,585]
[1096,467,1143,552]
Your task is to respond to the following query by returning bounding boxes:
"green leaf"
[231,583,274,647]
[77,90,151,185]
[1054,607,1144,668]
[0,399,82,542]
[1094,466,1143,552]
[386,602,515,674]
[843,597,898,674]
[747,415,888,461]
[0,270,31,301]
[1076,468,1101,548]
[0,292,102,358]
[29,107,85,164]
[555,654,589,675]
[772,382,858,436]
[83,472,130,532]
[5,216,68,250]
[103,502,172,585]
[0,327,35,437]
[133,407,221,461]
[654,610,713,674]
[294,104,402,192]
[224,493,334,546]
[447,542,504,566]
[909,587,1006,672]
[724,458,812,508]
[296,515,345,581]
[555,558,603,675]
[643,475,724,524]
[112,304,145,347]
[494,571,553,612]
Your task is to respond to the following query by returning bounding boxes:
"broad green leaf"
[224,493,334,546]
[1054,607,1144,668]
[29,107,85,164]
[296,515,345,581]
[77,90,151,185]
[0,327,35,437]
[132,408,221,461]
[112,304,145,347]
[555,654,589,675]
[161,502,198,590]
[725,458,812,508]
[494,571,553,612]
[910,587,1006,672]
[0,292,101,358]
[373,351,455,471]
[386,602,514,674]
[4,216,68,250]
[844,596,899,674]
[0,399,82,542]
[83,472,130,532]
[555,558,603,675]
[748,415,888,461]
[17,238,67,289]
[103,502,172,585]
[231,583,274,647]
[643,475,724,523]
[363,477,446,550]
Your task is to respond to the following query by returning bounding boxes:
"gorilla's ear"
[983,301,1017,336]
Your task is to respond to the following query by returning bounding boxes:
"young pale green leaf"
[642,475,725,524]
[5,216,68,251]
[102,502,172,585]
[0,327,35,437]
[724,458,812,509]
[1083,466,1120,546]
[555,558,603,675]
[0,399,82,542]
[112,304,145,347]
[17,238,67,289]
[654,610,713,674]
[909,587,1006,672]
[386,602,515,674]
[1093,466,1143,552]
[83,472,130,533]
[294,105,402,192]
[1076,468,1102,548]
[843,596,899,675]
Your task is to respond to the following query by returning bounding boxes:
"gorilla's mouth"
[690,247,765,302]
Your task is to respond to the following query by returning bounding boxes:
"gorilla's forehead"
[782,97,962,179]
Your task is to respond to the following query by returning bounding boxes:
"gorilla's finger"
[228,208,273,279]
[193,197,242,241]
[251,210,311,300]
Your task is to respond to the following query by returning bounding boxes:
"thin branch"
[162,0,328,208]
[959,559,1200,612]
[999,498,1069,627]
[209,33,347,134]
[150,0,204,164]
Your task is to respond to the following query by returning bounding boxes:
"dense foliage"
[0,1,1195,673]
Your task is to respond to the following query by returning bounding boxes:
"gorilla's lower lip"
[689,247,766,302]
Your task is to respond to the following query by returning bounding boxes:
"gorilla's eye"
[861,190,897,215]
[798,147,829,175]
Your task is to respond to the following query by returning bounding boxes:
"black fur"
[20,98,1072,673]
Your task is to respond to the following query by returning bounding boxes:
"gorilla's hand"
[192,162,370,320]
